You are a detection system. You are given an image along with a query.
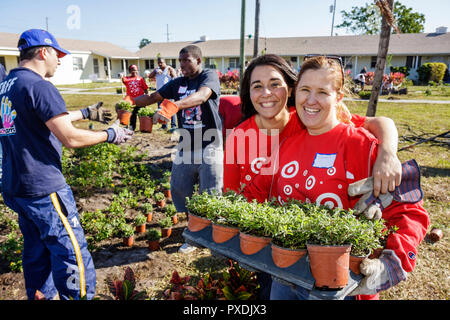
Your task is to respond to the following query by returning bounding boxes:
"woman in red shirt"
[121,64,148,130]
[242,56,429,300]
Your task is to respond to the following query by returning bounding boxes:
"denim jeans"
[170,147,224,213]
[270,280,356,300]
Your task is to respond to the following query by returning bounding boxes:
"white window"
[73,57,83,71]
[229,58,239,69]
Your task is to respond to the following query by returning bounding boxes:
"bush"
[390,66,410,77]
[418,63,448,84]
[358,90,372,99]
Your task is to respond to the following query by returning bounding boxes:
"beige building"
[1,29,449,84]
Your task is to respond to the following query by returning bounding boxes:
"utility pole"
[165,24,171,42]
[253,0,260,58]
[330,0,336,36]
[239,0,246,90]
[46,17,49,31]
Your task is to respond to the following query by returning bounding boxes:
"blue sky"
[1,0,449,52]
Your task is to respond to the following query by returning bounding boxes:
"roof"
[136,32,450,59]
[0,32,137,59]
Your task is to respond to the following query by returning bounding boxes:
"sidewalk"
[344,97,450,104]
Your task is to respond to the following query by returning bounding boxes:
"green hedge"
[417,62,448,84]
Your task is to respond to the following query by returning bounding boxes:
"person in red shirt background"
[121,64,148,130]
[242,55,429,300]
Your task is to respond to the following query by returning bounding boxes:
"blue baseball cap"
[18,29,70,58]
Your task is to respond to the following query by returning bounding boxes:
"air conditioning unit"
[199,35,208,42]
[435,26,448,34]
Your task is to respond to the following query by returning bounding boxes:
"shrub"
[146,228,162,241]
[418,63,448,84]
[358,90,372,99]
[390,66,410,77]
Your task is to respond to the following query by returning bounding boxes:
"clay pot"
[239,232,271,255]
[135,224,146,234]
[117,110,132,125]
[148,240,159,251]
[429,228,443,242]
[146,212,153,223]
[171,215,178,225]
[307,244,351,289]
[157,200,166,208]
[187,213,211,232]
[212,223,239,244]
[349,254,368,275]
[122,236,134,247]
[271,243,307,268]
[368,248,383,259]
[161,227,172,238]
[139,116,153,133]
[164,189,171,199]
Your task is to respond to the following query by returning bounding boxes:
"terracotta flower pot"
[187,213,211,232]
[139,116,153,133]
[157,200,166,208]
[146,212,153,223]
[212,223,239,244]
[118,110,132,125]
[161,227,172,238]
[239,232,271,255]
[429,228,443,242]
[135,224,146,234]
[271,243,307,268]
[164,189,171,199]
[148,240,160,251]
[349,254,368,275]
[307,244,351,289]
[122,236,134,247]
[171,215,178,225]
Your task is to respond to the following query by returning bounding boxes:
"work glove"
[153,99,179,124]
[348,159,423,220]
[81,102,113,124]
[349,249,407,296]
[104,120,134,144]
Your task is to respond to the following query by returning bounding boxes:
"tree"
[139,38,151,49]
[336,1,425,35]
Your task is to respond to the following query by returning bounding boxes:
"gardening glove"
[349,249,407,296]
[81,101,113,124]
[104,120,134,145]
[153,99,179,124]
[348,159,423,220]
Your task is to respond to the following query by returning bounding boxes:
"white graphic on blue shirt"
[180,89,204,129]
[0,96,16,136]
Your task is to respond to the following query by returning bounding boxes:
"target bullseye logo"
[281,161,299,178]
[283,184,293,196]
[315,193,343,209]
[327,167,336,176]
[305,175,316,190]
[251,157,267,174]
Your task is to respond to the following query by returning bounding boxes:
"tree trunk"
[366,0,394,117]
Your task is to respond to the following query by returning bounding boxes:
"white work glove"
[348,176,394,220]
[81,101,113,124]
[349,249,407,296]
[153,111,170,124]
[104,120,134,144]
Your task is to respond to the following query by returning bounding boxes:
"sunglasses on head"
[303,54,345,84]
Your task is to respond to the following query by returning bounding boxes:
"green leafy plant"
[116,100,134,111]
[154,192,165,202]
[164,204,177,217]
[106,267,146,300]
[119,223,135,238]
[137,106,155,117]
[141,203,153,214]
[134,213,147,227]
[158,216,173,229]
[146,228,162,241]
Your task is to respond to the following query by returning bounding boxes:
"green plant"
[358,90,372,99]
[141,203,153,214]
[146,228,162,241]
[164,203,177,217]
[134,213,147,226]
[106,267,146,300]
[159,216,173,229]
[220,260,259,300]
[161,181,171,190]
[137,106,155,117]
[116,100,133,111]
[119,223,135,238]
[143,186,155,198]
[0,232,23,272]
[154,192,165,202]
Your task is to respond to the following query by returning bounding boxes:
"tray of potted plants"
[183,191,391,300]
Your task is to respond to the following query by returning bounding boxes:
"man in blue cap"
[0,29,134,300]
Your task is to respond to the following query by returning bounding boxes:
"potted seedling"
[154,192,166,208]
[211,192,243,243]
[185,189,214,232]
[146,228,162,251]
[141,203,154,222]
[159,216,173,238]
[115,100,133,126]
[137,106,155,133]
[164,203,178,224]
[120,223,135,247]
[161,181,171,199]
[134,213,147,234]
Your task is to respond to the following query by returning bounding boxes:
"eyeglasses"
[303,54,344,84]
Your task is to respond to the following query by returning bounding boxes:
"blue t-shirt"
[0,67,67,197]
[158,68,222,151]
